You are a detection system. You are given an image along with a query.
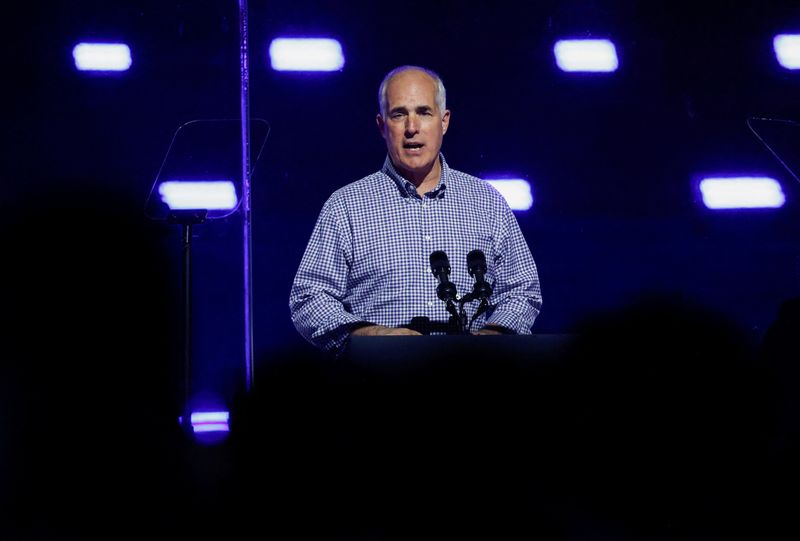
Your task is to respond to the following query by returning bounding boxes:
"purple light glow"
[190,411,230,433]
[774,34,800,70]
[699,176,785,209]
[269,38,345,71]
[191,411,230,424]
[72,42,132,72]
[485,179,534,211]
[554,39,619,72]
[158,180,238,210]
[193,423,230,433]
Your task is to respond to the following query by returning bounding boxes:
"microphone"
[467,249,493,300]
[430,250,457,302]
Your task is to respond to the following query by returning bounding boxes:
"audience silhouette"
[2,184,793,540]
[0,183,192,538]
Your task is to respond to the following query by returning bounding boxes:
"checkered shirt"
[289,154,542,352]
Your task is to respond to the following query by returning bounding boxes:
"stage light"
[699,176,785,209]
[269,38,345,71]
[554,39,619,72]
[774,34,800,69]
[190,411,230,433]
[72,42,132,72]
[158,180,238,211]
[486,179,534,211]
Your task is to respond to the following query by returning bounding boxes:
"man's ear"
[441,109,451,135]
[376,114,386,139]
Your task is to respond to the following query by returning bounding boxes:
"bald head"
[378,65,446,118]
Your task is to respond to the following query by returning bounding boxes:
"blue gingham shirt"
[289,154,542,352]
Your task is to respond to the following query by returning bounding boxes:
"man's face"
[377,70,450,180]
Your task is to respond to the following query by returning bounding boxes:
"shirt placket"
[420,193,438,315]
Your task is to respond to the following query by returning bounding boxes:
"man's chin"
[395,156,434,175]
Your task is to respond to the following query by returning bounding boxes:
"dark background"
[4,0,800,411]
[3,1,800,538]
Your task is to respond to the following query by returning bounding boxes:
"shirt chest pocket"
[349,230,411,291]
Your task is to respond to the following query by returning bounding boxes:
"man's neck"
[397,157,442,196]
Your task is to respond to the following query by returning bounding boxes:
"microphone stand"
[448,298,469,334]
[450,294,488,334]
[167,209,207,433]
[435,284,493,335]
[452,283,493,334]
[439,291,465,334]
[439,295,495,334]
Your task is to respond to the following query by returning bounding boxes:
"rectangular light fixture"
[486,179,534,211]
[269,38,345,71]
[554,39,619,72]
[699,176,785,209]
[158,180,238,210]
[774,34,800,70]
[193,423,230,433]
[73,42,132,72]
[190,411,230,433]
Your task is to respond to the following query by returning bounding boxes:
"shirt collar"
[382,153,449,199]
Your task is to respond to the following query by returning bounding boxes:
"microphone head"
[430,250,450,278]
[467,249,487,276]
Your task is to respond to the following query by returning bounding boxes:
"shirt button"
[427,301,434,307]
[424,235,432,241]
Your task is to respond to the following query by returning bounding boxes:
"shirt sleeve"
[483,201,543,334]
[289,195,366,352]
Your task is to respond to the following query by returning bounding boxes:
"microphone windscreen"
[467,249,487,275]
[430,250,449,269]
[430,250,451,279]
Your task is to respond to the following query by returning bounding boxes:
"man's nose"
[404,114,420,136]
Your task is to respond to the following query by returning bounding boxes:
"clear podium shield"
[145,118,270,221]
[143,117,269,433]
[747,117,800,185]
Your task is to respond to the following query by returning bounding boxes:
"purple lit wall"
[6,0,800,422]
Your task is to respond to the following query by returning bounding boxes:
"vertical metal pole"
[239,0,254,392]
[182,223,193,428]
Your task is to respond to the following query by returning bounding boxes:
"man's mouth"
[403,142,424,150]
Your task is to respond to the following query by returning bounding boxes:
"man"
[289,65,542,352]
